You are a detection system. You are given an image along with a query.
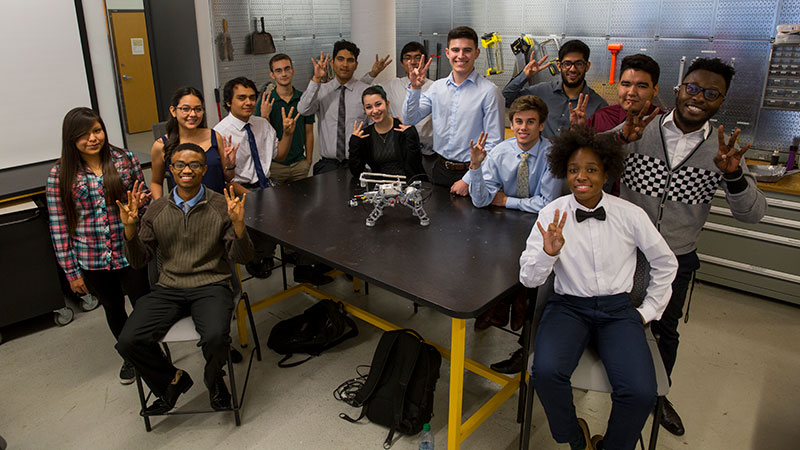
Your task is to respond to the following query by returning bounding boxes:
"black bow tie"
[575,206,606,223]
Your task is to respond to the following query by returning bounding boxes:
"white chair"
[519,271,669,450]
[134,261,262,431]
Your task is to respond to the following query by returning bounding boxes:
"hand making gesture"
[469,131,489,170]
[714,126,751,173]
[260,90,275,118]
[537,209,568,256]
[222,135,239,169]
[393,117,411,133]
[223,185,247,237]
[369,54,393,78]
[352,121,370,139]
[568,93,589,128]
[311,51,330,83]
[618,100,659,143]
[409,55,432,90]
[523,53,550,79]
[116,180,150,233]
[281,106,301,135]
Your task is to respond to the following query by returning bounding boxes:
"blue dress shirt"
[173,185,205,213]
[402,69,504,163]
[467,137,561,213]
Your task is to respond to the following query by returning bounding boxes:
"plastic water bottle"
[419,423,434,450]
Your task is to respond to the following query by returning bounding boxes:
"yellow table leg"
[448,318,466,450]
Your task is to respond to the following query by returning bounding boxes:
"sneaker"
[119,360,135,385]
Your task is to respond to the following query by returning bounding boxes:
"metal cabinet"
[696,190,800,305]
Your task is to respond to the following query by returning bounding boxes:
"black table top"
[244,170,538,319]
[0,151,152,202]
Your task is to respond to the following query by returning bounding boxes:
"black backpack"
[267,299,358,367]
[340,329,442,448]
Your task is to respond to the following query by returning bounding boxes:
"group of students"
[45,23,766,450]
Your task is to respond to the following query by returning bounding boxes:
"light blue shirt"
[402,69,504,163]
[173,185,205,213]
[467,137,561,213]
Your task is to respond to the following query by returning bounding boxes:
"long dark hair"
[58,107,126,235]
[164,87,207,165]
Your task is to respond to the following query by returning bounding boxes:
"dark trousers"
[115,283,234,398]
[651,251,700,381]
[313,157,348,175]
[431,157,468,187]
[532,293,656,450]
[82,266,150,340]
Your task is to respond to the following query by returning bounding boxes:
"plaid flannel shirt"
[46,148,147,281]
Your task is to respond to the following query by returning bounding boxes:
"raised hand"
[619,100,658,143]
[281,106,301,135]
[523,54,550,79]
[311,51,330,82]
[223,185,247,226]
[714,126,751,173]
[409,55,432,90]
[260,90,275,117]
[569,93,589,128]
[536,208,568,256]
[469,131,488,170]
[393,118,411,133]
[223,135,239,169]
[369,54,393,77]
[115,180,147,227]
[352,121,370,139]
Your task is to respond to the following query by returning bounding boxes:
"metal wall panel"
[714,0,778,40]
[755,109,800,151]
[609,0,660,38]
[778,0,800,25]
[421,0,451,34]
[453,0,485,31]
[282,0,313,38]
[312,0,344,37]
[396,1,420,36]
[564,0,610,37]
[521,0,566,36]
[658,0,715,38]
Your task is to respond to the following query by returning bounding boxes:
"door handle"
[122,75,133,80]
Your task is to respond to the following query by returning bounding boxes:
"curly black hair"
[684,57,736,93]
[547,126,626,180]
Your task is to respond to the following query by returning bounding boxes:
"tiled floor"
[1,269,798,449]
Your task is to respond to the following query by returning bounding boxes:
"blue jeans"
[532,293,656,450]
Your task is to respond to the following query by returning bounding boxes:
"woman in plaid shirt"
[46,107,151,385]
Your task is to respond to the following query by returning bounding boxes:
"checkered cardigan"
[618,113,766,256]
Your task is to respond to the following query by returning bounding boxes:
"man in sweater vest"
[616,58,767,436]
[115,143,254,414]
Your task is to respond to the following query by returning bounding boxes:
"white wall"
[106,0,143,10]
[351,0,396,84]
[195,0,220,126]
[82,0,125,147]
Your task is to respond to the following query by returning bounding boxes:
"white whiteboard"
[0,2,93,169]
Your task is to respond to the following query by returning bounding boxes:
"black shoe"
[490,348,525,374]
[144,370,193,415]
[314,263,334,274]
[660,398,685,436]
[119,360,135,385]
[294,265,334,285]
[246,257,274,279]
[230,346,243,364]
[209,375,232,411]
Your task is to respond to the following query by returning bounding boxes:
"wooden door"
[110,11,158,134]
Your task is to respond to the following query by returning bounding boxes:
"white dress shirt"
[384,75,434,155]
[214,113,278,184]
[661,110,712,168]
[297,76,372,160]
[519,193,678,323]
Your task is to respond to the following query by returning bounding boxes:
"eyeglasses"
[678,82,724,101]
[560,60,586,70]
[175,105,204,114]
[171,161,205,170]
[402,54,423,62]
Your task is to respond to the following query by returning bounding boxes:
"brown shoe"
[474,301,510,330]
[577,418,595,450]
[510,289,528,331]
